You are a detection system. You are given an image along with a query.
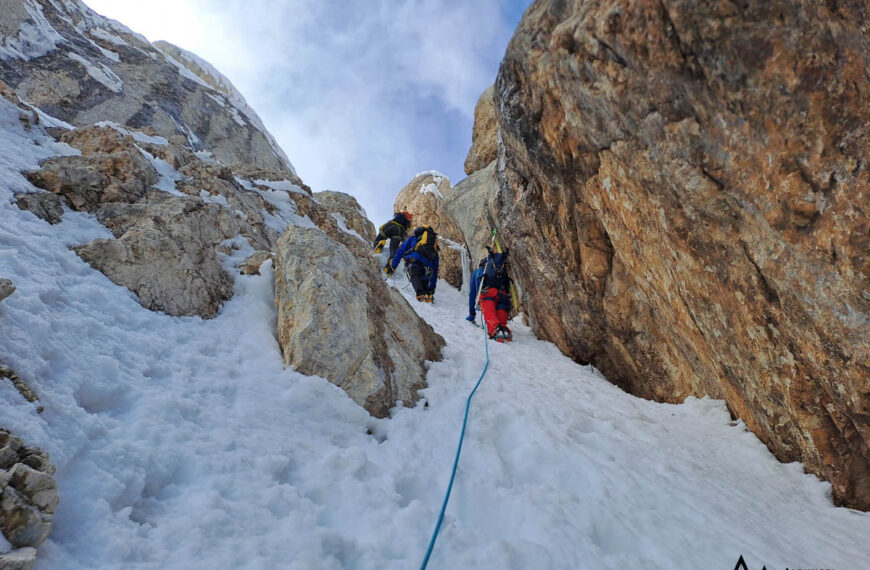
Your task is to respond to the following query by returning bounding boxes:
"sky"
[82,0,532,226]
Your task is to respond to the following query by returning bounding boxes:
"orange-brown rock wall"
[494,0,870,508]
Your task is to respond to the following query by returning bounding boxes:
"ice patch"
[67,52,123,93]
[237,178,314,232]
[330,213,365,243]
[95,121,168,146]
[0,1,66,61]
[88,26,129,47]
[135,146,183,196]
[420,182,443,199]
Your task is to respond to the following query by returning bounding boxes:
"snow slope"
[1,99,870,569]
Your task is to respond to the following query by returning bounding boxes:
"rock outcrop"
[463,85,498,175]
[393,173,466,289]
[313,190,376,243]
[22,123,285,318]
[0,429,57,569]
[0,365,39,407]
[0,279,13,304]
[274,224,444,418]
[0,0,296,180]
[493,0,870,508]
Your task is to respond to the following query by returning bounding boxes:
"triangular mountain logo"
[734,554,767,570]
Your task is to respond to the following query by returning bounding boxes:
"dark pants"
[373,235,402,259]
[388,237,401,259]
[407,261,434,296]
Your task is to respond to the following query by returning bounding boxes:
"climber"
[472,248,514,342]
[384,226,439,303]
[466,257,486,324]
[373,211,413,259]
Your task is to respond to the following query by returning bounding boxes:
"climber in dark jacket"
[475,249,513,342]
[384,226,439,303]
[373,211,413,259]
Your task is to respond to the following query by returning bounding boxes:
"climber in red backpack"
[470,248,513,342]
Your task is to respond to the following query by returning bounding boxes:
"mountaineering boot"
[425,294,434,303]
[497,326,512,342]
[416,293,427,302]
[374,240,385,254]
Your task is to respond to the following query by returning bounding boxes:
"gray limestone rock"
[274,225,444,417]
[444,161,498,263]
[14,193,63,225]
[0,547,37,570]
[74,195,239,318]
[0,487,50,549]
[0,280,14,304]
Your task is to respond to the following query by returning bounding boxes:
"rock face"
[493,0,870,509]
[0,428,57,568]
[274,225,444,418]
[393,173,466,289]
[0,0,296,180]
[463,85,498,175]
[444,162,498,264]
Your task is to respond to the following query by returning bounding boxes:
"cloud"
[84,0,530,225]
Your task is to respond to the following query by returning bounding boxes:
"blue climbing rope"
[419,319,491,569]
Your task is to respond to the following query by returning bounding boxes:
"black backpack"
[482,249,510,290]
[412,226,438,259]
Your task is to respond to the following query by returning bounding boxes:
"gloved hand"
[466,314,475,322]
[383,264,394,277]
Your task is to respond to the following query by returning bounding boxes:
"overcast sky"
[83,0,531,226]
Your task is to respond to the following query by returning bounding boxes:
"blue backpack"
[482,249,510,290]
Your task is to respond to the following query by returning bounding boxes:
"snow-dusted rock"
[25,147,158,212]
[13,192,62,225]
[0,547,37,570]
[0,0,295,178]
[463,85,497,175]
[6,466,57,515]
[0,487,49,549]
[313,190,375,243]
[0,279,13,303]
[394,172,466,289]
[274,225,444,418]
[74,194,238,319]
[0,430,56,553]
[239,251,272,276]
[0,366,37,405]
[21,122,291,318]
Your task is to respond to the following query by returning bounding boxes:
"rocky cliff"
[489,0,869,509]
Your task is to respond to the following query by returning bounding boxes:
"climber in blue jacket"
[466,258,486,323]
[384,226,439,302]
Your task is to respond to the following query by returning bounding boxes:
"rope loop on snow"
[419,317,491,569]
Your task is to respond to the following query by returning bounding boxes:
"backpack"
[482,249,510,290]
[412,226,438,259]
